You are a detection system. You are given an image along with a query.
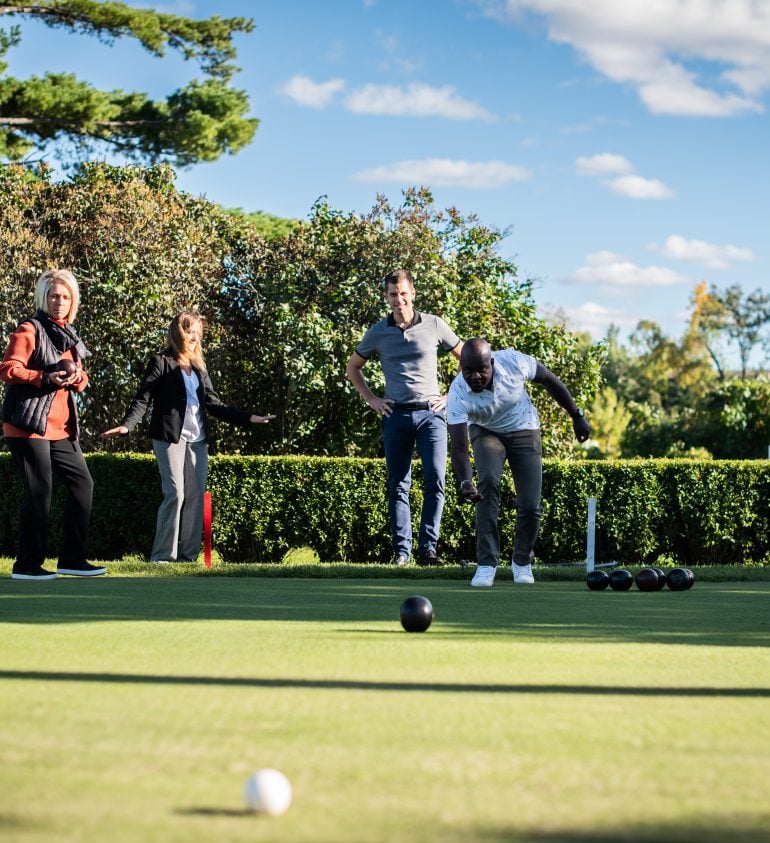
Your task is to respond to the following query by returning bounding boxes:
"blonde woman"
[1,269,106,579]
[102,311,274,563]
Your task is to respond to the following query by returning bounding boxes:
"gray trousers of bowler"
[151,438,208,562]
[469,425,542,568]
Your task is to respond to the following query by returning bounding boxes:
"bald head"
[460,338,494,392]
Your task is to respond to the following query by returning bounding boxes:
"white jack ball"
[243,768,292,815]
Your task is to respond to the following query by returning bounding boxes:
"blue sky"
[6,0,770,355]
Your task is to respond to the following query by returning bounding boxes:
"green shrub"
[1,454,767,566]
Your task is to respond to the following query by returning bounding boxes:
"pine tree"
[0,0,257,165]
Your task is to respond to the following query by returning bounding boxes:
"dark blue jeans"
[382,409,447,558]
[469,426,542,567]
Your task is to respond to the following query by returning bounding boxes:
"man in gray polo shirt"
[346,268,463,566]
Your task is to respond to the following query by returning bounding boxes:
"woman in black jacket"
[101,311,274,563]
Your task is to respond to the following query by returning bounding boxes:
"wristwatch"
[573,408,585,419]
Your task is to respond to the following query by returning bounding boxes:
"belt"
[391,402,431,411]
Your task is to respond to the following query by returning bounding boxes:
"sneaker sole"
[57,569,107,577]
[11,573,58,580]
[470,581,494,587]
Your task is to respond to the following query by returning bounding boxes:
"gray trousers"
[151,438,208,562]
[469,425,542,567]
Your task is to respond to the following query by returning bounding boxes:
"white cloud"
[576,153,674,199]
[575,153,633,176]
[279,77,495,121]
[605,174,675,199]
[568,251,690,287]
[345,83,496,121]
[651,234,756,269]
[561,301,640,338]
[280,74,345,108]
[351,158,531,188]
[493,1,770,117]
[638,66,761,117]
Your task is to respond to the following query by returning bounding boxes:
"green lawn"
[1,570,769,843]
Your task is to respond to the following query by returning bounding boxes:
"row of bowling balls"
[587,567,694,592]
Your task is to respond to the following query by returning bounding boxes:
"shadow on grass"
[1,669,768,698]
[168,812,770,843]
[0,578,768,647]
[464,816,770,843]
[175,807,254,818]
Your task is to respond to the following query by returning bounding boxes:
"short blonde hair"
[168,310,206,371]
[34,269,80,323]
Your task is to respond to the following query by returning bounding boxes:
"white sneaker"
[512,562,535,584]
[471,565,497,587]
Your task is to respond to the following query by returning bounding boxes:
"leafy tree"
[692,282,770,379]
[584,385,631,459]
[0,161,244,450]
[0,164,602,457]
[212,188,602,458]
[223,208,299,240]
[0,0,256,165]
[598,311,717,457]
[690,378,770,459]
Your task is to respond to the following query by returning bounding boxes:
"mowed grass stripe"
[1,578,769,843]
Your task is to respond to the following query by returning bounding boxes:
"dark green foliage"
[540,459,770,567]
[1,454,767,566]
[689,379,770,459]
[600,319,770,459]
[211,189,602,458]
[0,164,602,457]
[0,162,252,449]
[621,378,770,459]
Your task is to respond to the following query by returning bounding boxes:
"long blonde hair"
[168,310,206,372]
[34,269,80,323]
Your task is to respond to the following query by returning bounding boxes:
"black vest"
[2,316,85,437]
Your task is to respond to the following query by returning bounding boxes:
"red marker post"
[203,491,213,569]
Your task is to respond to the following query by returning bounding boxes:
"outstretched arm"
[532,363,591,443]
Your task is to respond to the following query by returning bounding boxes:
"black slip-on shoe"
[11,567,58,580]
[57,562,108,577]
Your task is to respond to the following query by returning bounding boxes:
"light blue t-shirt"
[446,349,540,432]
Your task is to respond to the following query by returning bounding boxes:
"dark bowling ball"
[400,595,434,632]
[586,570,610,591]
[635,567,662,592]
[57,359,78,376]
[666,568,690,591]
[608,568,633,591]
[683,567,695,589]
[653,568,668,591]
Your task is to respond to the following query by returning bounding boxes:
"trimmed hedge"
[1,454,768,566]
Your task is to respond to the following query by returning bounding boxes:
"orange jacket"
[0,321,89,440]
